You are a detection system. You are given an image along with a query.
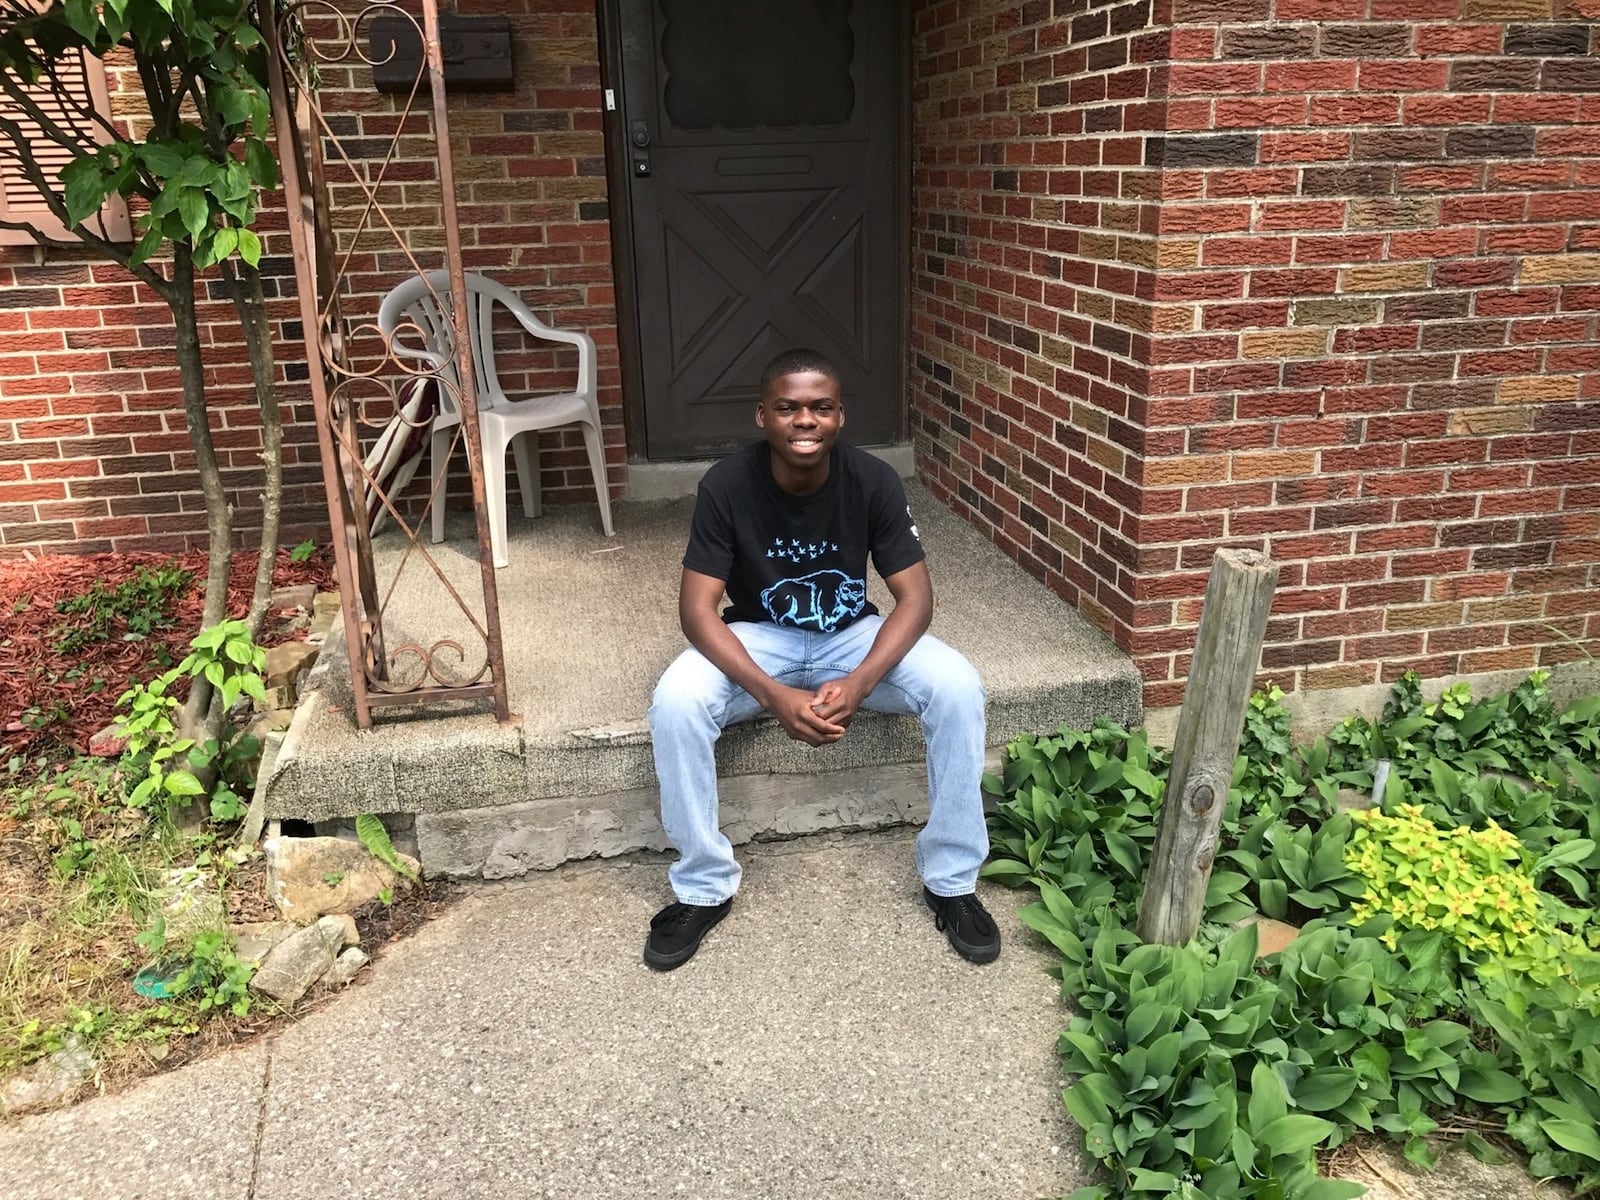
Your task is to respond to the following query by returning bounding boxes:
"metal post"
[422,0,511,722]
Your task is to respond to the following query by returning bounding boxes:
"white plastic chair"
[377,270,614,568]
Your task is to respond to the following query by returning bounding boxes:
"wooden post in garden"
[1137,548,1278,947]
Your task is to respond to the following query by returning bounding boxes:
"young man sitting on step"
[644,347,999,971]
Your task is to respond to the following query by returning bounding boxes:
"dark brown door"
[616,0,901,460]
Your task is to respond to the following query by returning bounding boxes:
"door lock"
[630,119,652,177]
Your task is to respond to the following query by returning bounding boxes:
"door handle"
[630,119,652,177]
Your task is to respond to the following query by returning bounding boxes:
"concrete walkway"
[0,829,1087,1200]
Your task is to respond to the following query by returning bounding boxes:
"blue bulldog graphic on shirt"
[761,570,867,632]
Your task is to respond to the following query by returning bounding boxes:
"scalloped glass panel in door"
[661,0,855,131]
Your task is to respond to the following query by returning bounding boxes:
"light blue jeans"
[648,615,990,905]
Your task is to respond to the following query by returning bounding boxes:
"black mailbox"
[369,14,514,93]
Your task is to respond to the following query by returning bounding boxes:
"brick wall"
[911,0,1170,638]
[0,0,619,559]
[910,0,1600,708]
[0,216,326,558]
[9,0,1599,707]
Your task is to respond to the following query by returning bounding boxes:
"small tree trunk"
[1137,549,1278,947]
[222,258,283,635]
[170,245,230,743]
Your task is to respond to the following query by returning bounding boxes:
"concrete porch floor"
[261,480,1141,877]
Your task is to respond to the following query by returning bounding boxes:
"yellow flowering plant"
[1346,804,1595,988]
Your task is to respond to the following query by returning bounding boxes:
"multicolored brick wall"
[0,38,322,559]
[0,0,618,559]
[910,0,1600,708]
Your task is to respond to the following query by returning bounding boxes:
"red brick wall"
[0,233,326,557]
[0,0,620,559]
[910,0,1600,707]
[911,0,1170,636]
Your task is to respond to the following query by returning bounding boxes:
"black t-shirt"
[683,442,926,632]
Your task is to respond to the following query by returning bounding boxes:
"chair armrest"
[503,301,597,399]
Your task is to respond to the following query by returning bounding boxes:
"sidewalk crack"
[246,1049,273,1200]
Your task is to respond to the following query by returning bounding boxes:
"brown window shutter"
[0,48,132,244]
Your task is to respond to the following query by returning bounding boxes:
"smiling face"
[756,369,844,491]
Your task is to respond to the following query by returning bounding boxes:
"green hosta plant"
[1226,810,1365,925]
[1060,924,1366,1200]
[987,673,1600,1200]
[981,719,1167,897]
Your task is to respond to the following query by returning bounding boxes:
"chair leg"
[511,431,540,518]
[429,428,451,545]
[481,428,510,569]
[581,420,615,537]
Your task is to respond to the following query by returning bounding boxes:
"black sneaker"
[644,898,733,971]
[924,887,1001,964]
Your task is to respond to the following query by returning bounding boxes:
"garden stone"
[229,920,297,964]
[264,834,419,923]
[244,709,297,743]
[259,683,297,713]
[260,643,320,710]
[1247,917,1302,958]
[264,639,320,685]
[269,583,316,611]
[307,592,341,644]
[325,912,359,948]
[249,916,346,1005]
[1336,787,1375,813]
[323,946,370,987]
[86,723,128,757]
[0,1036,95,1115]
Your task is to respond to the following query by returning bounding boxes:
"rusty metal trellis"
[264,0,509,727]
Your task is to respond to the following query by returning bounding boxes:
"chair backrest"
[377,270,594,419]
[377,271,483,422]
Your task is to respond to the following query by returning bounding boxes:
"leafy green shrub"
[987,673,1600,1200]
[117,619,267,823]
[1472,964,1600,1193]
[1346,804,1594,985]
[1326,671,1600,790]
[172,931,255,1017]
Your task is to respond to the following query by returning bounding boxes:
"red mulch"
[0,548,337,765]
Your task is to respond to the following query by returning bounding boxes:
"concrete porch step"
[261,482,1141,877]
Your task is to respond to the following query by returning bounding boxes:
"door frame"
[595,0,913,463]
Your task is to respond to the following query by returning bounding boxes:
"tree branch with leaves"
[0,0,288,746]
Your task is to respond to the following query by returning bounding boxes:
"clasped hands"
[763,676,869,747]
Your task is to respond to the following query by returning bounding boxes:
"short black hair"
[760,348,841,394]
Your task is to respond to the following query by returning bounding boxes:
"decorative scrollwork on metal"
[280,0,420,70]
[264,0,509,725]
[369,639,491,694]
